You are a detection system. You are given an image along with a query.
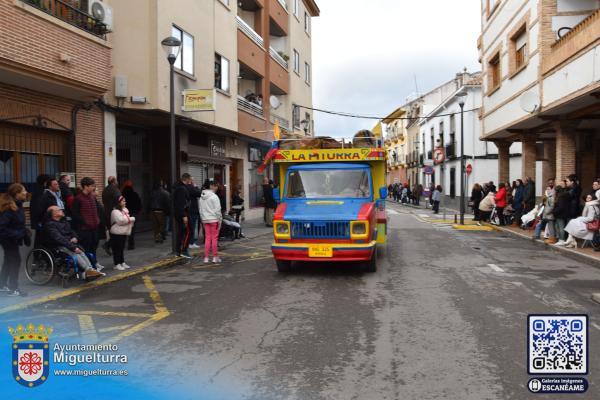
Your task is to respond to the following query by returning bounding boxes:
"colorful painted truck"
[267,137,388,272]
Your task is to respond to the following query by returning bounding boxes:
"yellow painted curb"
[0,257,183,315]
[452,224,495,231]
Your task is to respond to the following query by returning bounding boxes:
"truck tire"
[365,250,377,273]
[276,260,292,273]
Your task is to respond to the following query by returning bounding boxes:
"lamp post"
[161,36,182,255]
[456,91,467,226]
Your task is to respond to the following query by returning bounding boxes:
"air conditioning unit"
[89,0,113,32]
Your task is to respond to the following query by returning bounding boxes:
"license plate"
[308,244,333,258]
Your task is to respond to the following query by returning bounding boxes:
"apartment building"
[383,108,408,185]
[107,0,319,214]
[0,0,111,193]
[479,0,600,194]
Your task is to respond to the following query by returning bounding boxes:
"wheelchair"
[24,246,97,288]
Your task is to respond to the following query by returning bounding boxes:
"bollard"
[454,214,458,224]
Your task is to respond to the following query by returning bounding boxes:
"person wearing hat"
[110,196,135,270]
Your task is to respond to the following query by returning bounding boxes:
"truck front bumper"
[272,241,376,262]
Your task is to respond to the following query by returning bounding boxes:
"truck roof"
[274,147,386,164]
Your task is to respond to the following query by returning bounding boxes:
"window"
[0,151,14,193]
[172,25,194,75]
[511,26,528,74]
[286,169,371,199]
[304,112,311,134]
[304,12,310,34]
[449,114,456,133]
[293,0,299,17]
[488,51,501,92]
[305,62,311,84]
[293,49,300,74]
[214,54,230,92]
[293,104,300,128]
[20,153,38,192]
[44,155,60,179]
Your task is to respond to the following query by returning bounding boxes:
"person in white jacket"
[199,180,223,264]
[110,196,135,270]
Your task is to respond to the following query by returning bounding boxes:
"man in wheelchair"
[43,206,104,280]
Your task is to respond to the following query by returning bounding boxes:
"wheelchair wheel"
[25,249,56,285]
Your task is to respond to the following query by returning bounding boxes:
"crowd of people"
[0,172,249,297]
[469,175,600,249]
[387,183,424,206]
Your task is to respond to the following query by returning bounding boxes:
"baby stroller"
[219,214,243,241]
[489,205,516,226]
[521,204,543,230]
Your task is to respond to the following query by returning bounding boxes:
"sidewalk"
[0,217,271,312]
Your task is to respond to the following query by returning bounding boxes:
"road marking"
[592,323,600,331]
[418,214,430,218]
[487,263,505,273]
[39,309,153,318]
[102,275,170,344]
[78,314,98,342]
[0,256,183,315]
[386,209,398,215]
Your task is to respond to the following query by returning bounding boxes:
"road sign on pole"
[433,148,445,165]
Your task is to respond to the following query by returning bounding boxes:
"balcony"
[22,0,108,38]
[269,47,289,70]
[270,112,290,131]
[238,95,264,118]
[546,7,600,73]
[237,16,264,49]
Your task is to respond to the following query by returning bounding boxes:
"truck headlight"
[351,221,369,238]
[274,221,290,239]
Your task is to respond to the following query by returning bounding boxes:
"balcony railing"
[23,0,108,38]
[269,47,289,70]
[270,113,290,131]
[238,96,264,119]
[237,16,264,48]
[277,0,288,11]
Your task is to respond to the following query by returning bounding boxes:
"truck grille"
[291,221,351,239]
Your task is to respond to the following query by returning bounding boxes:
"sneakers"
[554,240,566,246]
[121,263,132,269]
[212,257,222,264]
[189,243,201,249]
[7,289,27,297]
[114,264,127,271]
[95,263,105,272]
[86,269,104,279]
[180,252,193,259]
[203,257,210,264]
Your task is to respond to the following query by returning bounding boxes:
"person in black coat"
[184,178,202,248]
[149,181,171,243]
[121,180,142,250]
[470,183,484,221]
[262,177,276,227]
[566,174,582,220]
[30,174,50,247]
[173,175,191,258]
[552,186,571,242]
[0,183,29,296]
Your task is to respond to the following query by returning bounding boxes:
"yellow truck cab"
[269,136,388,272]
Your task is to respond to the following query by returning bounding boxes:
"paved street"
[2,204,600,399]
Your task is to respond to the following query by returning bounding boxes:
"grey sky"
[311,0,482,137]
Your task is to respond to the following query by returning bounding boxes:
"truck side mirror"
[274,187,280,202]
[379,186,388,199]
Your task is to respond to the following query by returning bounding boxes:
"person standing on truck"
[263,177,276,227]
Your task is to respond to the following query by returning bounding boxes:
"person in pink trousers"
[199,180,223,263]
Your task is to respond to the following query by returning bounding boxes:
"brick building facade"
[0,0,111,193]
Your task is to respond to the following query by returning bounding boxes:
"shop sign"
[210,140,225,158]
[182,89,215,112]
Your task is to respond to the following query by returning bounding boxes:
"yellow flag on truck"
[273,120,281,140]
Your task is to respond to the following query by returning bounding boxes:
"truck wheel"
[365,251,377,273]
[276,260,292,273]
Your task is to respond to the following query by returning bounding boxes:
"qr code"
[528,315,588,374]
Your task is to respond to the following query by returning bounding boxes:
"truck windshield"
[286,169,371,199]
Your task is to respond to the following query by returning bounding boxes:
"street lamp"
[456,90,467,226]
[161,36,182,255]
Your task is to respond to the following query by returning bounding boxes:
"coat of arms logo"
[9,323,52,388]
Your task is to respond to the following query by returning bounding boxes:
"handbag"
[586,208,600,231]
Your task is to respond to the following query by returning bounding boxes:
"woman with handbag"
[0,183,29,296]
[560,191,600,248]
[110,196,135,271]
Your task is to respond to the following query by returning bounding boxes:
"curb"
[0,256,186,315]
[492,225,600,268]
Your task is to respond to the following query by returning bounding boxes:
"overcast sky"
[311,0,482,137]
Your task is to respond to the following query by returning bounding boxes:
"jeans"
[203,222,219,258]
[0,243,21,291]
[189,214,199,245]
[59,248,94,271]
[534,219,555,239]
[433,200,440,213]
[111,234,127,265]
[555,218,567,241]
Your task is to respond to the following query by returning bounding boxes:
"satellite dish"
[519,91,539,114]
[269,95,281,110]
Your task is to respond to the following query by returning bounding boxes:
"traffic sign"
[423,166,434,175]
[466,164,473,175]
[433,148,445,164]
